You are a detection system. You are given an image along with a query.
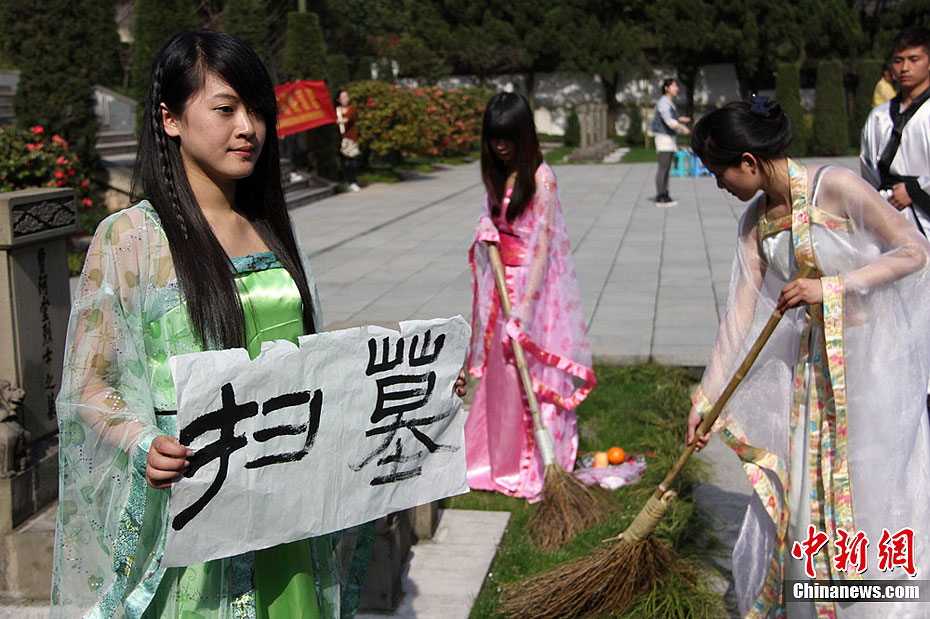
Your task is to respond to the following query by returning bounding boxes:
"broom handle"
[487,243,557,464]
[653,264,816,497]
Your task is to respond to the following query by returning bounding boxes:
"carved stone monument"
[571,102,614,162]
[0,187,76,600]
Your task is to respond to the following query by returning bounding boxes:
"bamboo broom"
[501,264,815,618]
[487,243,609,550]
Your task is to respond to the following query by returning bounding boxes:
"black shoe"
[655,194,678,207]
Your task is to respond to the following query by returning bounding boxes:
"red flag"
[274,81,337,138]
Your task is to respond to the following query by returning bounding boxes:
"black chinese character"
[246,389,323,469]
[354,331,456,485]
[172,383,258,531]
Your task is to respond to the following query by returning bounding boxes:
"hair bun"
[766,100,783,120]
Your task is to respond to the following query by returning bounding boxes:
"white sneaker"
[349,183,361,192]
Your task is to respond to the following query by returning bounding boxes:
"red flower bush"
[0,125,103,235]
[346,81,494,159]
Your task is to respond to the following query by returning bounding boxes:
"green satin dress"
[143,252,320,619]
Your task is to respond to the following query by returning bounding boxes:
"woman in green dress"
[51,30,371,618]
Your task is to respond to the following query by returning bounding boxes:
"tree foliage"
[222,0,270,68]
[129,0,196,101]
[626,104,645,146]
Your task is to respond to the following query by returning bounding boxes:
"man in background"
[860,25,930,235]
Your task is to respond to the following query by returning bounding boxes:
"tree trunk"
[524,71,536,110]
[677,65,698,119]
[601,72,620,137]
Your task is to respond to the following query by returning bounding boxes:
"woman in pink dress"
[466,92,596,500]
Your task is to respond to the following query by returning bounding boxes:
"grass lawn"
[543,145,574,165]
[620,146,659,164]
[445,363,729,618]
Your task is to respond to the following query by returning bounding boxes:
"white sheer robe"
[695,164,930,618]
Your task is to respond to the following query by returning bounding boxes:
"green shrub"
[346,81,491,160]
[850,58,883,148]
[626,104,645,147]
[776,62,809,157]
[420,86,491,156]
[0,125,107,236]
[812,59,849,156]
[563,107,580,147]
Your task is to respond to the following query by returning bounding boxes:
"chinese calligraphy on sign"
[164,317,470,567]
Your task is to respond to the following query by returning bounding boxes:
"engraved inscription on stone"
[12,197,76,237]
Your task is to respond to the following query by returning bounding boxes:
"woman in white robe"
[687,98,930,618]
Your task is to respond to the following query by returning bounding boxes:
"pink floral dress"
[466,163,596,500]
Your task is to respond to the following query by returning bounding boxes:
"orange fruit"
[607,446,625,465]
[593,451,609,468]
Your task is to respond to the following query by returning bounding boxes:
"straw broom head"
[503,491,687,618]
[525,460,613,551]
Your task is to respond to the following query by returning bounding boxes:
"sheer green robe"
[51,202,371,618]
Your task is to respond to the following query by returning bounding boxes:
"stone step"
[96,129,135,145]
[96,140,137,158]
[285,184,335,210]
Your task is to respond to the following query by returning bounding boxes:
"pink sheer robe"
[466,163,596,499]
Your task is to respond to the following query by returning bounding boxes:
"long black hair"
[690,98,794,169]
[480,92,543,222]
[133,29,316,349]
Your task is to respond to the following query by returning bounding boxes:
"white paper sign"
[163,316,470,567]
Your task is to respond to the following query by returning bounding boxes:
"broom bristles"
[525,463,611,550]
[501,535,688,618]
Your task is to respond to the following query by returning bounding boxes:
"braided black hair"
[133,30,316,349]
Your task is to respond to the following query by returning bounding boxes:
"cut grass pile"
[445,363,729,618]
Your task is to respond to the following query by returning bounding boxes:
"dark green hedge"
[775,62,809,157]
[812,59,849,156]
[850,58,884,148]
[564,107,580,147]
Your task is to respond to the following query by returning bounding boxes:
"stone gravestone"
[0,187,75,600]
